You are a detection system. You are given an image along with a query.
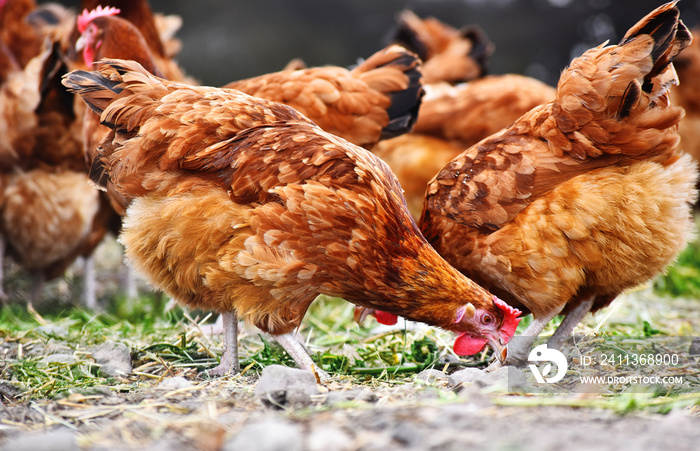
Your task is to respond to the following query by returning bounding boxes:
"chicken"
[372,77,556,219]
[372,134,464,219]
[69,1,190,83]
[414,75,556,147]
[63,58,522,377]
[671,28,700,175]
[419,2,698,366]
[362,12,555,221]
[222,44,424,149]
[390,10,493,85]
[2,169,101,302]
[0,0,42,69]
[0,6,110,307]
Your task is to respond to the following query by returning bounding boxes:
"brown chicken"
[222,44,424,149]
[63,59,522,377]
[0,14,106,306]
[671,28,700,174]
[0,0,43,69]
[420,2,698,365]
[70,0,189,82]
[390,9,493,85]
[373,76,556,219]
[365,13,556,221]
[414,75,556,146]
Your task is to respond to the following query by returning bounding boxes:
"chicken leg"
[547,295,595,350]
[273,332,330,382]
[206,311,240,376]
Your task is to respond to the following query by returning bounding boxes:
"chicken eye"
[482,315,493,325]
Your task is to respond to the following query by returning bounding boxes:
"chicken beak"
[353,306,372,326]
[75,35,87,52]
[488,336,508,363]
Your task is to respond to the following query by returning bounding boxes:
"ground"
[0,238,699,450]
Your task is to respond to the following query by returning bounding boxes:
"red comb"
[495,297,521,340]
[77,6,121,33]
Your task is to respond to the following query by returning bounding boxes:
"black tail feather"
[379,52,424,140]
[61,69,123,116]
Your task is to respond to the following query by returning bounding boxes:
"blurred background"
[52,0,700,87]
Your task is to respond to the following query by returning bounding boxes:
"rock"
[306,423,352,451]
[323,388,377,406]
[92,341,131,377]
[0,428,76,451]
[689,337,700,356]
[448,365,514,392]
[415,369,448,384]
[0,381,24,401]
[156,376,194,391]
[254,365,319,408]
[224,419,303,451]
[40,354,77,365]
[34,324,69,339]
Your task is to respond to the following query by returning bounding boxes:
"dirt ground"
[1,367,700,451]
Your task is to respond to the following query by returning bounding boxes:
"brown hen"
[63,59,522,378]
[671,27,700,178]
[373,76,556,219]
[390,10,493,85]
[222,44,424,149]
[420,2,698,365]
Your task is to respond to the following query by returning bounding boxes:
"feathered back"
[548,1,690,160]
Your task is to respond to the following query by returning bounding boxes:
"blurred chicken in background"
[370,11,555,220]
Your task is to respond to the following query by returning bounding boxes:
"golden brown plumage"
[0,0,42,69]
[671,28,700,175]
[63,58,522,377]
[420,2,698,365]
[390,10,493,85]
[222,44,424,149]
[414,75,556,146]
[372,76,555,220]
[372,134,464,218]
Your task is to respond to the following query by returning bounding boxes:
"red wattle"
[374,310,398,325]
[453,332,488,355]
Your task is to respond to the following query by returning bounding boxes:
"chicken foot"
[273,332,330,382]
[205,311,240,376]
[486,305,564,371]
[547,295,595,350]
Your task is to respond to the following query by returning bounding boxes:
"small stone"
[92,341,131,377]
[156,376,194,391]
[254,365,319,408]
[0,428,76,451]
[448,365,513,392]
[0,381,24,402]
[306,424,352,451]
[224,419,302,451]
[415,369,448,384]
[39,354,77,365]
[34,324,69,339]
[689,337,700,356]
[324,388,377,406]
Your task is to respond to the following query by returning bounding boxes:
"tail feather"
[61,68,123,116]
[620,1,691,83]
[459,25,493,76]
[351,45,424,140]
